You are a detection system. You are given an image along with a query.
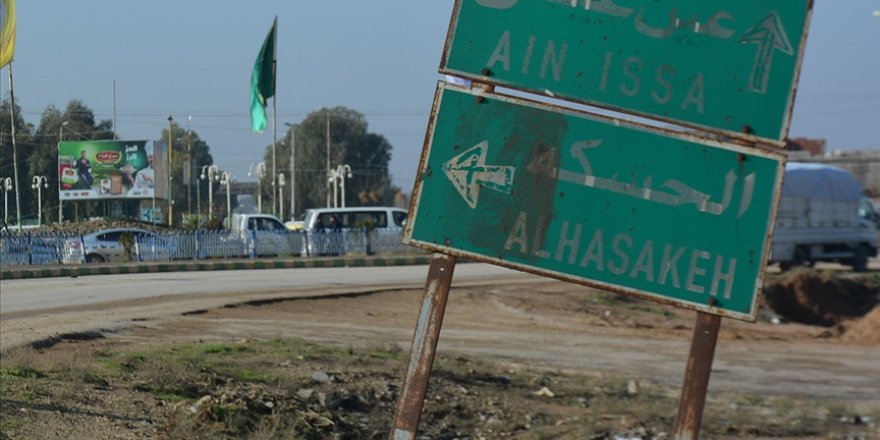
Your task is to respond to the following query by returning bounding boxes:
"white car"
[63,228,174,264]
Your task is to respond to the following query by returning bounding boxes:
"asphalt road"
[0,263,523,315]
[0,263,537,352]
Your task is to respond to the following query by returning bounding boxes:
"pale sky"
[5,1,879,193]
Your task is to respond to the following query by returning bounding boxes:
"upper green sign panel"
[441,0,812,143]
[405,83,785,321]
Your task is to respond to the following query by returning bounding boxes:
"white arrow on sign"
[741,10,793,94]
[443,140,515,209]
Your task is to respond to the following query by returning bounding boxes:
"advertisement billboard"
[58,140,167,201]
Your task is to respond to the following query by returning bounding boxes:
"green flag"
[250,17,276,133]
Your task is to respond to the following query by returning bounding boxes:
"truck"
[226,213,298,257]
[227,213,287,233]
[770,163,878,272]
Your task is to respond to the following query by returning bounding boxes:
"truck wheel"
[852,244,869,273]
[791,246,810,268]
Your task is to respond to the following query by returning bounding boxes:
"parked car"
[63,228,175,264]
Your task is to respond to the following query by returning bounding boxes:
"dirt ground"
[1,268,878,439]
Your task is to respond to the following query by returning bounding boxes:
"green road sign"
[441,0,812,143]
[405,83,785,321]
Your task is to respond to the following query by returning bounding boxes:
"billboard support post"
[58,121,68,223]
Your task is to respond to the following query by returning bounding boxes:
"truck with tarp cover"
[771,163,878,271]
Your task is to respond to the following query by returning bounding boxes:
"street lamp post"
[1,177,12,225]
[327,174,338,208]
[248,162,267,213]
[31,176,49,226]
[283,122,296,220]
[277,173,285,219]
[328,164,352,208]
[338,165,352,208]
[196,175,201,226]
[187,116,193,220]
[59,121,69,143]
[325,111,331,207]
[220,171,233,228]
[200,165,219,222]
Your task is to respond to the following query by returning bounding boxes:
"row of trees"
[0,97,218,226]
[2,99,111,224]
[260,106,401,217]
[1,97,402,227]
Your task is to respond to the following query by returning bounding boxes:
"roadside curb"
[0,254,433,280]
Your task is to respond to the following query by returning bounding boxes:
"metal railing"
[1,229,421,266]
[0,233,83,265]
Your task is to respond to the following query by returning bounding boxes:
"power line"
[797,92,880,103]
[795,106,880,118]
[19,108,429,119]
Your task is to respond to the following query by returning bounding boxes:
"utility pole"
[113,80,118,139]
[290,126,296,221]
[284,122,296,220]
[187,116,193,219]
[325,111,331,207]
[167,115,174,225]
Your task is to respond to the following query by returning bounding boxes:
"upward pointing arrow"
[443,140,515,209]
[741,10,794,94]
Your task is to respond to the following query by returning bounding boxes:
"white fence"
[1,229,419,266]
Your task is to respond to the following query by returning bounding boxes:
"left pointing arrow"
[443,140,515,209]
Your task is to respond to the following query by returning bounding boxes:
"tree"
[160,121,215,224]
[30,100,115,222]
[1,96,35,226]
[264,106,399,220]
[27,105,64,223]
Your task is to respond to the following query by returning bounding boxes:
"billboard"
[58,140,168,201]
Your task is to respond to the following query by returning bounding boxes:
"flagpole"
[272,97,277,217]
[249,16,277,216]
[7,62,21,232]
[271,16,278,217]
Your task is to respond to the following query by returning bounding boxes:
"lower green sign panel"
[405,83,784,321]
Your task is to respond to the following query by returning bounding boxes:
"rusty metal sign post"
[671,130,761,440]
[672,311,723,439]
[391,0,811,437]
[390,253,456,440]
[390,82,783,440]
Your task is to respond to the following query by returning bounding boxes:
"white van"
[302,207,407,232]
[301,206,408,255]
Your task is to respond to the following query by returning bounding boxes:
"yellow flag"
[0,0,15,69]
